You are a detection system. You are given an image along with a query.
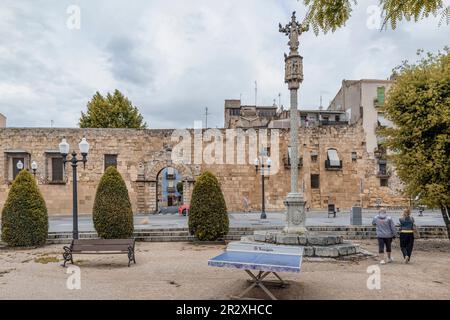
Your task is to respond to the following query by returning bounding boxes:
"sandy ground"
[0,239,449,300]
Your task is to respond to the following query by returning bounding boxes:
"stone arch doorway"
[146,160,194,214]
[155,166,182,213]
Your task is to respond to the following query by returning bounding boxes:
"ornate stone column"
[279,12,308,234]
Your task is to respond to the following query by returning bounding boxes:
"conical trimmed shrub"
[188,171,229,241]
[93,166,134,239]
[1,170,48,247]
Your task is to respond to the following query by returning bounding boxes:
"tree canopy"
[380,48,450,237]
[79,89,147,129]
[302,0,450,35]
[93,166,134,239]
[188,171,229,241]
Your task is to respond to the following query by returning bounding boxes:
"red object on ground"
[178,204,190,216]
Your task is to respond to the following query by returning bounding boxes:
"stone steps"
[46,228,255,244]
[45,225,448,244]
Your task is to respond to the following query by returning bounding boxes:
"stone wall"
[0,125,409,215]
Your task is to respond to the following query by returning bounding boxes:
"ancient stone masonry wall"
[0,126,408,216]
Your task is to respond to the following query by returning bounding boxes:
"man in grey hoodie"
[372,208,398,264]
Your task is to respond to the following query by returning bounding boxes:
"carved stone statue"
[279,11,309,55]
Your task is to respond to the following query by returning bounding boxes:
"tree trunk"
[441,205,450,239]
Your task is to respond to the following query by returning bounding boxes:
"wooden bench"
[62,239,136,267]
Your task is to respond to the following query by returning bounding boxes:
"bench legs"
[128,246,136,267]
[62,245,136,267]
[62,246,73,267]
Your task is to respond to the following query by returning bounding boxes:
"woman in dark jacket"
[399,208,416,263]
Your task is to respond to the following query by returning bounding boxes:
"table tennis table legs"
[231,270,290,300]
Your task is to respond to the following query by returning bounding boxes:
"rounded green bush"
[1,170,48,247]
[93,166,134,239]
[188,171,229,241]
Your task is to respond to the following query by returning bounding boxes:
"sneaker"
[380,260,386,265]
[387,257,394,263]
[405,257,410,264]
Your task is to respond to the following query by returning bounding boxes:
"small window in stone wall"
[45,152,65,184]
[104,154,118,170]
[380,178,389,187]
[5,152,30,182]
[311,174,320,189]
[351,152,358,162]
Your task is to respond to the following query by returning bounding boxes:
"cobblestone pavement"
[47,209,445,233]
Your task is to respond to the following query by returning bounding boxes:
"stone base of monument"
[246,230,362,258]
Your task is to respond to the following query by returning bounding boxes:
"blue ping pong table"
[208,242,303,300]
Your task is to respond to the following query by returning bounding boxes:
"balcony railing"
[374,98,384,108]
[167,186,176,193]
[376,170,391,178]
[325,159,343,170]
[319,120,348,126]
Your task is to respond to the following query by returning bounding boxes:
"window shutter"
[52,158,64,182]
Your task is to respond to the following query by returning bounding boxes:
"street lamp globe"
[31,161,38,174]
[79,137,89,156]
[59,138,70,156]
[267,158,272,168]
[254,158,259,167]
[16,160,24,170]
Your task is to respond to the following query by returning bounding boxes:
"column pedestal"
[284,192,307,234]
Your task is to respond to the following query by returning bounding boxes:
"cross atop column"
[279,11,308,55]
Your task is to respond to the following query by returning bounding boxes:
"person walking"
[399,208,417,264]
[372,208,397,265]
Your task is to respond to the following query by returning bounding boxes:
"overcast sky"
[0,0,448,128]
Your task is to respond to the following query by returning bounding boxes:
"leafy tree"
[93,166,134,239]
[1,170,48,247]
[380,48,450,238]
[79,89,147,128]
[188,171,229,241]
[302,0,449,35]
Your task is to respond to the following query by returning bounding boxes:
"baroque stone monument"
[279,12,308,234]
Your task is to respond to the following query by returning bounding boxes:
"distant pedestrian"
[418,207,424,217]
[372,208,397,265]
[399,208,417,264]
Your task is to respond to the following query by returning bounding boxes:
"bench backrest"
[71,239,135,252]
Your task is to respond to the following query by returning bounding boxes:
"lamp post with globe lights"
[254,154,272,220]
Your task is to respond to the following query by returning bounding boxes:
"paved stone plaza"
[45,210,445,233]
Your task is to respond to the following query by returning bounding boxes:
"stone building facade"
[0,125,408,216]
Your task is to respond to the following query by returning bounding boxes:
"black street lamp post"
[59,137,90,240]
[254,155,272,220]
[31,161,38,177]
